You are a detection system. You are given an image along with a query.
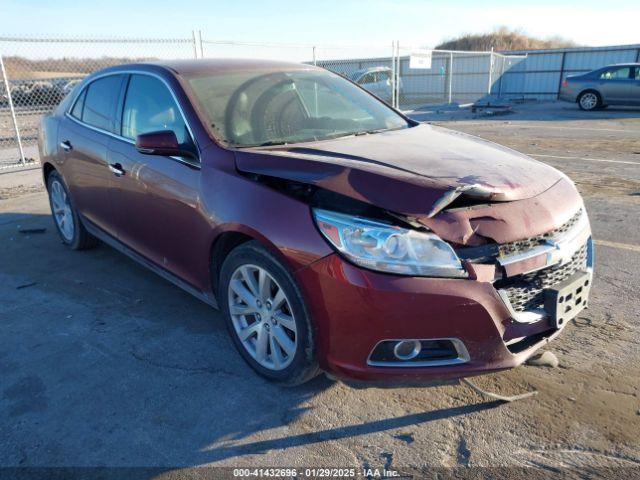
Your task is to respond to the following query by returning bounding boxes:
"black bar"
[556,51,567,99]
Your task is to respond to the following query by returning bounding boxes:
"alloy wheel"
[227,264,297,371]
[580,92,598,110]
[50,179,75,241]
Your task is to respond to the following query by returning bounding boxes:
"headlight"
[312,208,467,278]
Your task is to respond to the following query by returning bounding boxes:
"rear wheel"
[46,170,97,250]
[578,91,601,111]
[219,241,319,385]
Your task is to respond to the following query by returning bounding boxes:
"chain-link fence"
[0,35,200,170]
[0,35,519,171]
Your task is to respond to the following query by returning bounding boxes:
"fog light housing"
[393,340,422,360]
[368,338,469,367]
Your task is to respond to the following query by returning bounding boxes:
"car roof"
[598,63,640,68]
[90,58,323,80]
[148,58,321,76]
[350,66,392,78]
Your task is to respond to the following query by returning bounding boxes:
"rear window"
[79,75,123,132]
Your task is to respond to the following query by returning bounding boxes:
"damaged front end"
[234,146,593,352]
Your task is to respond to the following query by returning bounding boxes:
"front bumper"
[294,253,575,383]
[295,209,592,384]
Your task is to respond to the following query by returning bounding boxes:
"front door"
[107,73,206,287]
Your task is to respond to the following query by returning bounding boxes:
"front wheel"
[578,91,601,111]
[219,241,319,385]
[46,170,97,250]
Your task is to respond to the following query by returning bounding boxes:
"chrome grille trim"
[496,242,589,313]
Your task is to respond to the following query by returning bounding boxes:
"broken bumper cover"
[295,254,572,383]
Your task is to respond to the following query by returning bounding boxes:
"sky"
[2,0,639,49]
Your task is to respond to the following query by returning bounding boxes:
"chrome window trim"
[366,337,470,368]
[65,69,200,166]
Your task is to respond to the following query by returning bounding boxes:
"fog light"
[393,340,422,360]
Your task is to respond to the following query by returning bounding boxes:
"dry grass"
[436,27,578,52]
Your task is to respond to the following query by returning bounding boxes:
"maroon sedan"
[38,59,593,386]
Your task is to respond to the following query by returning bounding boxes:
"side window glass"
[635,68,640,81]
[599,67,631,80]
[122,74,193,151]
[70,88,86,119]
[82,75,123,132]
[359,73,375,85]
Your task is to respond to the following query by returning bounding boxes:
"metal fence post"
[448,52,453,104]
[390,41,396,108]
[198,30,204,58]
[191,30,198,58]
[0,53,26,166]
[395,41,401,109]
[487,49,494,94]
[556,51,567,99]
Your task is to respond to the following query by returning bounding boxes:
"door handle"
[108,162,125,176]
[59,140,72,151]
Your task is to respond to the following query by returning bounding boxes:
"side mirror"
[135,130,195,158]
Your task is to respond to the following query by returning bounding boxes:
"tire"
[578,91,601,111]
[219,241,319,385]
[46,170,97,250]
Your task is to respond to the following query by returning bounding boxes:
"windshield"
[186,68,411,147]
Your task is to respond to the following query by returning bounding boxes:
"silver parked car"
[349,66,402,104]
[559,63,640,110]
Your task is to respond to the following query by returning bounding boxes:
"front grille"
[495,242,588,312]
[498,209,583,257]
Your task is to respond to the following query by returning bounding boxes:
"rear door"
[597,66,634,104]
[107,73,205,286]
[58,74,126,234]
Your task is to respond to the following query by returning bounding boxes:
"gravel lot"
[1,102,639,477]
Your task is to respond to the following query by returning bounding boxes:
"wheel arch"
[208,225,294,300]
[42,161,57,188]
[577,88,602,103]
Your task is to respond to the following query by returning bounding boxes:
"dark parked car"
[560,63,640,110]
[39,59,593,385]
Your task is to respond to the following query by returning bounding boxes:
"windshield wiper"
[238,140,289,148]
[355,126,405,136]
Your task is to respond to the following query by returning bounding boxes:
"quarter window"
[121,74,194,153]
[81,75,123,131]
[70,88,86,120]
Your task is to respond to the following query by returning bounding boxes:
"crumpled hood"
[234,123,565,219]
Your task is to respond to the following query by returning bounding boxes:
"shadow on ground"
[0,211,502,472]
